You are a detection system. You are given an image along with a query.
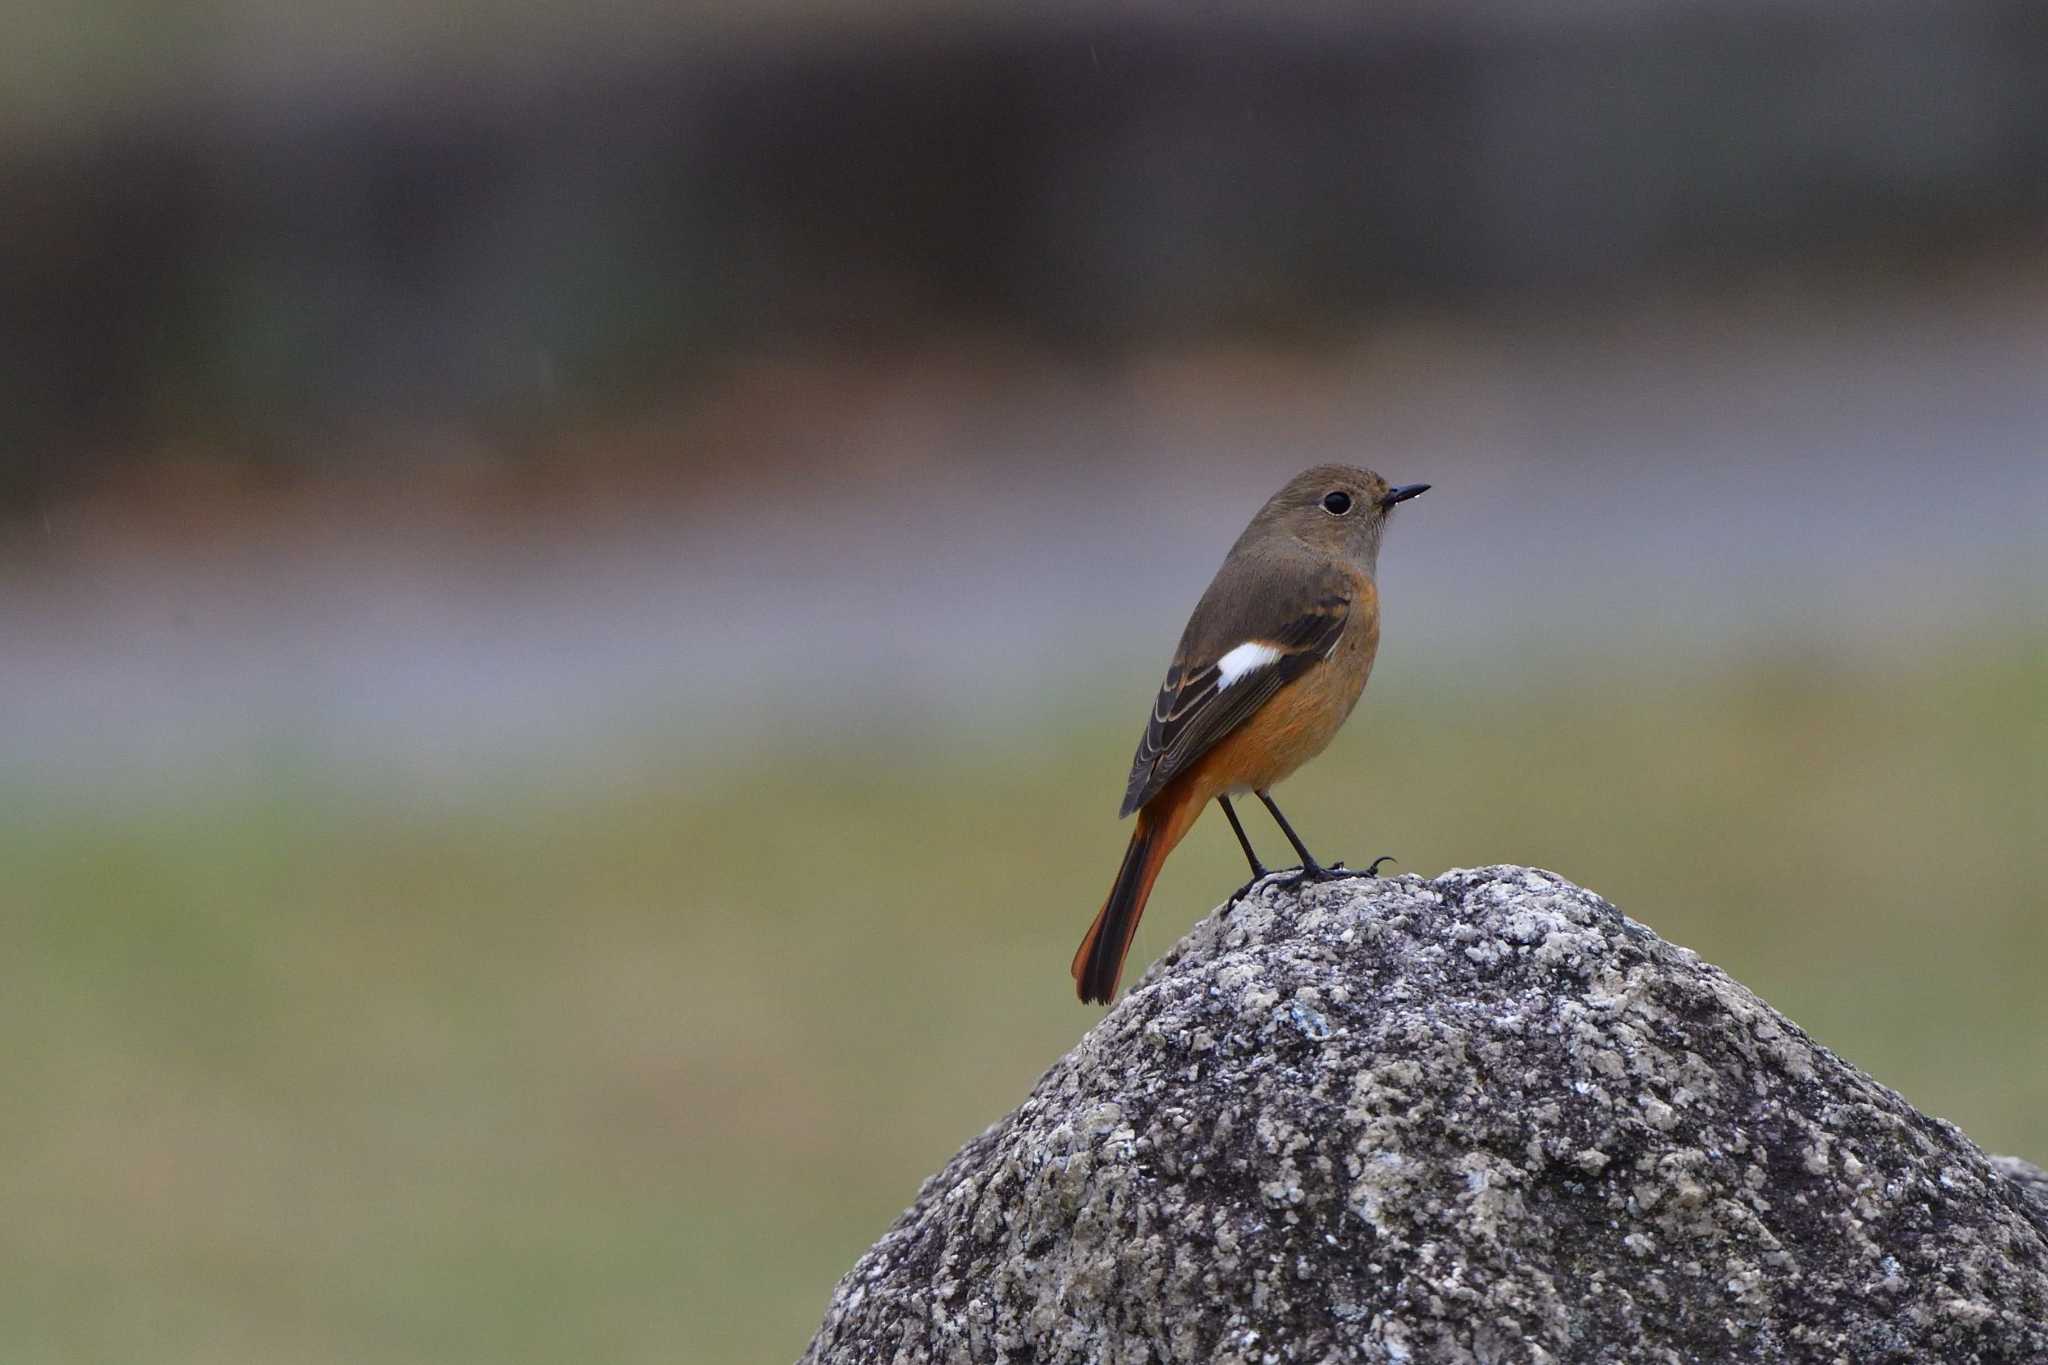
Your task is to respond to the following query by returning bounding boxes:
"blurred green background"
[2,5,2045,1364]
[5,639,2045,1364]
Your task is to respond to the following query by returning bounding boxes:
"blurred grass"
[1,635,2043,1364]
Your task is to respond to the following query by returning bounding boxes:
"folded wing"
[1119,574,1351,817]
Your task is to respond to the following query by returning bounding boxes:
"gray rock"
[800,866,2048,1364]
[1989,1156,2048,1230]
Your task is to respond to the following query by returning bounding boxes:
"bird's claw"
[1235,856,1398,908]
[1274,856,1397,887]
[1222,869,1273,915]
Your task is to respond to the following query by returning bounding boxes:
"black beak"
[1380,483,1430,508]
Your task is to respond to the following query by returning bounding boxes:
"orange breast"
[1180,573,1381,801]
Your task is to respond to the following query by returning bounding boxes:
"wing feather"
[1118,581,1350,816]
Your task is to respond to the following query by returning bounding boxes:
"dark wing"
[1119,572,1352,817]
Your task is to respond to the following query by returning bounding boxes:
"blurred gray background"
[4,3,2044,789]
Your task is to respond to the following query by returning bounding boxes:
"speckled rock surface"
[800,867,2048,1364]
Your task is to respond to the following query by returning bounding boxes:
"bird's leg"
[1220,795,1268,876]
[1217,795,1271,911]
[1256,791,1394,885]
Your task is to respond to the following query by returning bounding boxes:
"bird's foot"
[1272,855,1396,890]
[1222,866,1274,915]
[1328,855,1397,879]
[1267,863,1320,891]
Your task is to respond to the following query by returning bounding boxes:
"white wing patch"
[1215,641,1284,690]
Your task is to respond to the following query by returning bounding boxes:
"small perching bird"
[1071,466,1429,1004]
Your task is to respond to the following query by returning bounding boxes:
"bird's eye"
[1321,491,1352,515]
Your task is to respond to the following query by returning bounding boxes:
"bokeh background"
[4,5,2045,1362]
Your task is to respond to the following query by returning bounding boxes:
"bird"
[1070,465,1429,1004]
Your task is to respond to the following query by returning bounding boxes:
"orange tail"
[1071,782,1206,1004]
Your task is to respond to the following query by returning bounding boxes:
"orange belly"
[1181,596,1380,801]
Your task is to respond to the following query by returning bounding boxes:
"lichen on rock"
[800,866,2048,1364]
